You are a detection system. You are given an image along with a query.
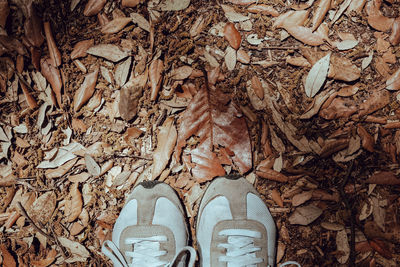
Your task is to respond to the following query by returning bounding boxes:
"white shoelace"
[102,236,196,267]
[218,229,302,267]
[218,229,263,267]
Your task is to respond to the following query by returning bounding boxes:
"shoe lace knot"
[218,229,263,266]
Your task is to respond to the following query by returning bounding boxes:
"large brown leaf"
[40,58,62,106]
[43,21,61,67]
[152,117,177,179]
[73,67,99,112]
[175,84,252,182]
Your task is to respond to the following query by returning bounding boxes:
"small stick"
[263,46,299,50]
[17,202,53,240]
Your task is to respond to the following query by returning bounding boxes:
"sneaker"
[196,175,278,267]
[102,181,196,267]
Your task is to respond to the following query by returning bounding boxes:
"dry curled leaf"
[83,0,106,16]
[386,68,400,90]
[152,117,177,179]
[65,183,83,222]
[389,18,400,46]
[43,22,61,67]
[84,154,100,176]
[357,125,374,152]
[365,0,394,32]
[286,25,325,46]
[365,171,400,185]
[119,74,145,121]
[311,0,331,31]
[40,58,62,107]
[30,249,57,267]
[224,22,241,50]
[73,67,99,112]
[289,204,323,225]
[271,189,284,207]
[87,44,129,62]
[247,4,279,16]
[175,84,252,182]
[149,59,163,101]
[101,17,132,34]
[305,53,330,98]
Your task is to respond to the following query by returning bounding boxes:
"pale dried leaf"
[58,237,90,263]
[37,149,77,169]
[130,13,150,32]
[305,53,331,97]
[84,154,101,176]
[74,67,99,112]
[300,89,335,119]
[221,4,249,22]
[101,17,132,34]
[225,46,237,71]
[160,0,190,11]
[70,0,81,11]
[336,229,350,264]
[87,44,129,62]
[236,48,250,64]
[170,66,192,80]
[83,0,106,16]
[119,75,144,121]
[321,222,344,231]
[359,198,373,221]
[45,158,78,179]
[247,4,279,17]
[292,190,313,206]
[289,204,322,225]
[311,0,331,31]
[331,0,352,25]
[386,68,400,90]
[286,25,325,46]
[115,57,132,87]
[273,10,309,29]
[336,39,358,50]
[152,117,177,179]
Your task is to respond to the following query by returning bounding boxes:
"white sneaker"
[196,175,297,267]
[102,181,196,267]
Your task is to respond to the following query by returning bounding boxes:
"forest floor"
[1,0,400,266]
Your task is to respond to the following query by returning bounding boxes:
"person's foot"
[196,175,277,267]
[102,181,195,267]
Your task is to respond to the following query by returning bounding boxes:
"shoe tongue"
[119,224,176,264]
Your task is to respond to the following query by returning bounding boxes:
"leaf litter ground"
[1,0,400,266]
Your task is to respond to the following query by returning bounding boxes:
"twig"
[113,153,152,161]
[263,46,299,50]
[337,161,356,266]
[17,202,53,240]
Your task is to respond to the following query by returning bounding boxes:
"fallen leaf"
[225,46,237,71]
[160,0,190,11]
[224,22,241,50]
[0,244,16,267]
[73,67,99,112]
[305,53,330,97]
[101,17,132,34]
[365,0,394,32]
[289,204,322,225]
[321,222,345,231]
[359,198,373,221]
[389,18,400,46]
[336,229,350,264]
[286,56,311,67]
[311,0,331,31]
[319,138,349,158]
[58,237,90,263]
[358,89,390,117]
[28,191,56,225]
[290,0,314,10]
[20,80,38,109]
[119,73,145,121]
[386,68,400,90]
[40,58,62,107]
[122,0,140,7]
[365,171,400,185]
[24,2,44,47]
[0,0,9,28]
[43,22,61,67]
[130,13,151,32]
[83,0,106,16]
[319,97,357,120]
[45,158,78,178]
[170,66,192,80]
[149,59,163,101]
[357,125,374,152]
[369,238,392,259]
[65,183,83,222]
[292,190,313,206]
[337,84,359,97]
[236,48,250,64]
[87,44,129,62]
[347,0,366,13]
[30,249,57,267]
[190,15,207,37]
[176,84,252,181]
[330,0,352,25]
[84,154,101,176]
[273,10,309,29]
[114,56,132,87]
[247,4,279,16]
[336,39,358,50]
[300,89,334,119]
[71,39,94,60]
[70,0,81,11]
[221,4,249,22]
[226,0,257,4]
[271,189,284,207]
[286,25,325,46]
[152,117,177,179]
[256,167,288,182]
